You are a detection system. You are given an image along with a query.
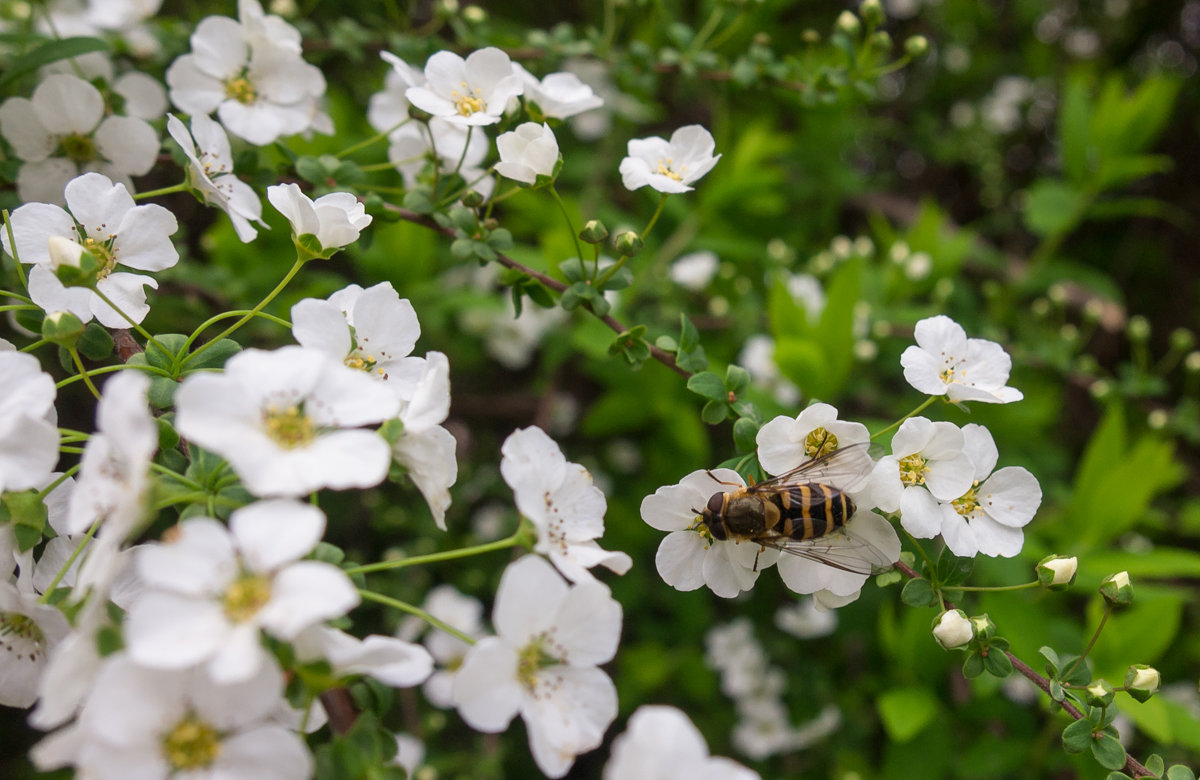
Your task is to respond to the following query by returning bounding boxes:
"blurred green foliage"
[1,0,1198,777]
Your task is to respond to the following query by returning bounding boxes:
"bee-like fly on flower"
[697,442,894,574]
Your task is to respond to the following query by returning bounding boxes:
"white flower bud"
[932,609,973,650]
[1037,555,1078,588]
[47,235,84,270]
[1124,664,1161,702]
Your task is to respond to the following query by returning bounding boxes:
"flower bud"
[869,30,893,51]
[461,190,485,208]
[1085,679,1115,708]
[835,11,861,37]
[1170,327,1195,352]
[48,236,100,287]
[1099,571,1133,607]
[859,0,885,27]
[614,231,643,257]
[801,29,820,45]
[969,613,997,643]
[41,310,86,348]
[1127,315,1150,341]
[579,219,609,244]
[462,4,486,22]
[932,609,973,650]
[1037,555,1078,589]
[1185,351,1200,373]
[1124,664,1161,702]
[904,35,929,58]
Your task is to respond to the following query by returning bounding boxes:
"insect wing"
[754,527,895,576]
[750,442,875,494]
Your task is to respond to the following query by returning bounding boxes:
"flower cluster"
[706,619,841,758]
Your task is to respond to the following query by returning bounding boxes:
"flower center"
[225,76,257,105]
[804,427,839,459]
[952,482,980,516]
[898,453,928,486]
[263,404,314,448]
[516,636,560,690]
[222,572,272,623]
[58,132,97,163]
[344,351,382,377]
[939,358,964,385]
[162,713,222,771]
[0,612,46,659]
[451,82,485,117]
[82,236,118,279]
[655,157,683,181]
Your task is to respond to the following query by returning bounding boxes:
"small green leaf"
[900,578,937,607]
[678,315,701,353]
[1145,755,1165,776]
[402,189,433,214]
[1091,733,1128,770]
[1039,646,1061,675]
[72,322,113,362]
[701,400,729,425]
[655,336,678,352]
[1062,718,1094,753]
[559,257,586,283]
[1,491,47,552]
[450,238,475,260]
[935,547,974,586]
[962,652,985,679]
[295,156,328,184]
[733,416,760,453]
[687,371,727,402]
[143,334,187,371]
[725,364,751,394]
[1050,679,1066,701]
[982,649,1013,678]
[488,228,513,250]
[1105,773,1134,780]
[1166,766,1197,780]
[0,36,108,88]
[186,339,240,371]
[877,686,940,743]
[1024,179,1087,238]
[471,241,497,262]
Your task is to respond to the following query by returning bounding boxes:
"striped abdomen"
[769,483,856,540]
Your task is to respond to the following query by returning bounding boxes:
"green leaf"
[1050,679,1066,702]
[962,652,985,679]
[1145,755,1165,776]
[144,334,187,371]
[1040,646,1062,675]
[1092,733,1128,770]
[147,376,179,410]
[935,548,973,586]
[687,371,727,402]
[733,416,760,453]
[294,156,327,184]
[1062,718,1094,753]
[678,315,701,353]
[701,400,729,425]
[488,227,513,250]
[1166,766,1197,780]
[0,37,109,88]
[900,578,937,607]
[186,338,240,370]
[1060,74,1092,184]
[877,686,940,743]
[402,188,433,214]
[450,237,475,260]
[1105,773,1134,780]
[725,364,750,394]
[1,491,47,552]
[77,322,115,362]
[655,336,678,352]
[982,649,1013,678]
[1023,179,1087,238]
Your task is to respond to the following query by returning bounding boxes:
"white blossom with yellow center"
[405,47,525,127]
[620,125,721,194]
[900,315,1023,403]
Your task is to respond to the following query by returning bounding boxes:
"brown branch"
[894,563,1154,778]
[319,688,359,735]
[384,204,690,378]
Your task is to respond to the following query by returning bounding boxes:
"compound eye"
[706,492,725,515]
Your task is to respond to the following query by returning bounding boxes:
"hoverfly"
[698,442,893,575]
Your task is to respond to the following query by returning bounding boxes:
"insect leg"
[705,469,743,487]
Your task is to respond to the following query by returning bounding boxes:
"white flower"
[369,54,421,133]
[640,469,777,598]
[0,351,59,494]
[670,250,719,291]
[452,556,621,778]
[39,0,163,56]
[400,584,485,708]
[2,172,179,327]
[35,653,311,779]
[932,609,974,649]
[900,315,1023,403]
[604,705,760,780]
[391,353,458,529]
[0,73,157,205]
[166,0,330,145]
[774,598,837,639]
[737,335,800,407]
[406,47,524,126]
[124,500,359,683]
[873,416,975,518]
[902,424,1042,557]
[174,346,399,497]
[293,626,433,688]
[513,63,604,119]
[267,183,372,253]
[66,371,156,539]
[495,122,559,185]
[386,117,493,195]
[291,282,425,398]
[292,283,458,526]
[501,426,631,583]
[619,125,721,194]
[0,580,71,708]
[166,113,265,242]
[755,402,871,478]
